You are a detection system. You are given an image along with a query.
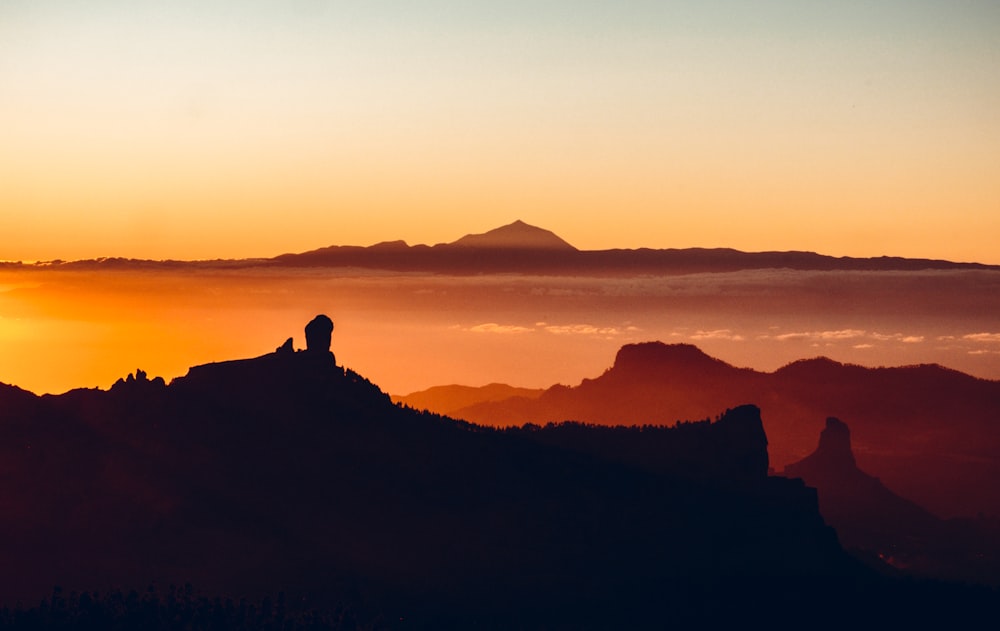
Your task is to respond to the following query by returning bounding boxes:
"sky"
[2,1,999,263]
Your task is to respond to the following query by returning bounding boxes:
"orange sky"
[1,2,999,264]
[2,267,999,396]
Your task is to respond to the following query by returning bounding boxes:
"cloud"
[870,332,923,343]
[969,349,1000,356]
[771,332,810,341]
[964,333,1000,343]
[467,323,533,334]
[690,329,745,341]
[772,329,866,342]
[768,330,926,344]
[853,344,874,349]
[819,329,867,340]
[465,321,642,337]
[544,324,624,336]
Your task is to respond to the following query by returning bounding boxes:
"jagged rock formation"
[112,368,166,390]
[784,418,1000,585]
[784,418,939,540]
[790,417,856,469]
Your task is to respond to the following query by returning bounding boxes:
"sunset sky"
[3,1,998,263]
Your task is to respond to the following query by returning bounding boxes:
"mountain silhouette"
[0,316,901,627]
[401,341,1000,520]
[784,418,1000,585]
[784,418,939,549]
[392,383,543,417]
[446,219,578,250]
[265,234,1000,273]
[2,319,998,626]
[26,220,998,272]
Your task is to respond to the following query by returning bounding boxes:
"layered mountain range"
[0,318,868,626]
[1,318,997,625]
[396,342,1000,520]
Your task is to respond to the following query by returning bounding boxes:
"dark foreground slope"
[0,324,996,627]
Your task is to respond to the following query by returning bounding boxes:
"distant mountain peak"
[611,342,731,375]
[447,220,577,250]
[369,240,410,249]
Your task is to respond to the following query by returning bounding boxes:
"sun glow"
[1,266,998,397]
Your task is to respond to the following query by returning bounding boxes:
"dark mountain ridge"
[404,341,1000,520]
[263,238,1000,274]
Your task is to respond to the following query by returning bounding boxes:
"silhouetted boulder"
[305,314,333,353]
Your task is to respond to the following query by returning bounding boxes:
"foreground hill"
[402,342,1000,519]
[2,317,934,627]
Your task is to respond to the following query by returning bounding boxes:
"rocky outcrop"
[779,418,990,580]
[787,417,856,471]
[304,314,333,353]
[111,368,166,391]
[783,417,939,534]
